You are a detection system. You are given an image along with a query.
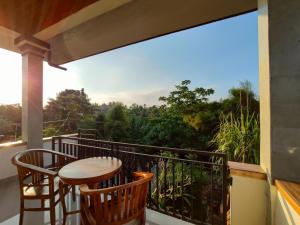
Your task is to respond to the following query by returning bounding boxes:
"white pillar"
[15,37,49,148]
[258,0,300,183]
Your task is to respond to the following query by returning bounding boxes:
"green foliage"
[159,80,215,131]
[152,152,209,214]
[0,104,21,141]
[212,81,260,164]
[142,112,203,148]
[44,89,94,132]
[43,127,58,137]
[0,104,21,123]
[105,103,129,142]
[212,112,260,164]
[159,80,214,114]
[221,81,259,116]
[0,80,260,164]
[95,113,105,138]
[78,115,96,129]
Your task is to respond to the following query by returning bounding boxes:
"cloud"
[89,88,171,106]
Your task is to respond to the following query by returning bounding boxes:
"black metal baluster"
[181,161,184,219]
[58,137,62,153]
[50,136,228,225]
[148,161,152,208]
[222,156,228,225]
[172,160,175,216]
[210,163,214,224]
[156,160,159,211]
[70,144,73,156]
[164,159,167,213]
[190,163,193,220]
[51,137,55,151]
[75,144,78,158]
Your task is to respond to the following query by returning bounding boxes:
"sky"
[0,12,258,106]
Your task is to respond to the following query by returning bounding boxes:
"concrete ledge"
[43,133,78,142]
[0,133,78,150]
[0,140,26,149]
[0,134,77,180]
[275,180,300,216]
[229,161,267,180]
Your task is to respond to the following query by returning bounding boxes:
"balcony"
[0,175,193,225]
[1,135,300,225]
[1,1,300,225]
[0,135,228,225]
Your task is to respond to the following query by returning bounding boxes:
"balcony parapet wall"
[229,161,300,225]
[0,134,77,181]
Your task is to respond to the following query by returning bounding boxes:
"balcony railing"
[52,136,230,225]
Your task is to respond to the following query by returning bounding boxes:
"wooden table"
[58,157,122,225]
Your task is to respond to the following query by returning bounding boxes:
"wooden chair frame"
[11,149,77,225]
[80,172,153,225]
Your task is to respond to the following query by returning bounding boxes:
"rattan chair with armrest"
[11,149,77,225]
[80,172,153,225]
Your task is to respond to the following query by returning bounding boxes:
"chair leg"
[19,199,24,225]
[50,196,56,225]
[140,211,146,225]
[59,181,67,225]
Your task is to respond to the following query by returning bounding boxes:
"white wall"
[230,174,267,225]
[0,139,53,180]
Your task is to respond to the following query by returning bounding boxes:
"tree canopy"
[44,89,94,132]
[0,80,260,164]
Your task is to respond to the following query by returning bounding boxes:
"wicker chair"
[11,149,77,225]
[80,172,153,225]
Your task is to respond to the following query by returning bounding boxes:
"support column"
[258,0,300,183]
[15,37,49,148]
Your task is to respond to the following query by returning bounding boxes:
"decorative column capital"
[15,35,50,58]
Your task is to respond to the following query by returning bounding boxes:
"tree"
[44,89,94,132]
[221,80,259,116]
[0,104,21,123]
[159,80,216,131]
[212,81,260,164]
[77,115,96,130]
[105,103,129,142]
[95,113,106,138]
[0,104,22,142]
[142,111,203,148]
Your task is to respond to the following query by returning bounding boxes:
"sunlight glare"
[0,48,81,106]
[0,49,22,104]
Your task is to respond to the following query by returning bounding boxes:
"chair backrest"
[80,172,153,225]
[12,149,47,187]
[12,149,75,189]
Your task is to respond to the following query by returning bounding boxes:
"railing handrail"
[53,136,227,159]
[52,135,230,225]
[55,141,223,166]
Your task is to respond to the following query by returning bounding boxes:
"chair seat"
[23,176,60,197]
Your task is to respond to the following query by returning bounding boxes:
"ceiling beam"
[34,0,133,41]
[0,26,20,53]
[49,0,256,65]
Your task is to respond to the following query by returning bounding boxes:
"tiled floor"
[0,177,192,225]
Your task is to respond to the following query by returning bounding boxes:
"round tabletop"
[58,157,122,185]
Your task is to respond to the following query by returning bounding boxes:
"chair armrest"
[19,162,57,177]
